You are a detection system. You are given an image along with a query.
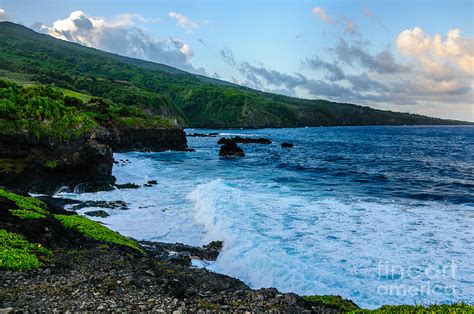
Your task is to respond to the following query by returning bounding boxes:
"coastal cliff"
[0,127,188,194]
[96,126,188,152]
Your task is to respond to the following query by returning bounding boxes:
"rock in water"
[281,142,294,148]
[115,183,140,189]
[219,141,245,157]
[218,136,271,145]
[84,210,110,218]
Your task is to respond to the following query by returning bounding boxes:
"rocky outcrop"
[96,126,188,152]
[218,136,272,145]
[0,134,114,194]
[187,132,219,137]
[0,127,189,194]
[219,141,245,157]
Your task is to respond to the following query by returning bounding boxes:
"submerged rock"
[70,200,128,211]
[219,141,245,157]
[115,183,140,190]
[187,132,219,137]
[84,210,110,218]
[218,136,271,145]
[281,142,294,148]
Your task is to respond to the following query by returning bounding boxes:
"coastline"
[1,127,473,312]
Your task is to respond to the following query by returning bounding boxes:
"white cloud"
[0,8,8,21]
[397,27,474,78]
[168,11,198,31]
[38,10,205,74]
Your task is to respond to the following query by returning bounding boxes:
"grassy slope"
[0,22,469,128]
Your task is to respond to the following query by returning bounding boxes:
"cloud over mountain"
[35,10,205,74]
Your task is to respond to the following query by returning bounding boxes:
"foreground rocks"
[0,193,342,313]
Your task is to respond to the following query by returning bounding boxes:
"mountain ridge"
[0,21,470,127]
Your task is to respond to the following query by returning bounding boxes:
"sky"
[1,0,473,121]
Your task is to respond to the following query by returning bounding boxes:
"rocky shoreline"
[2,130,473,313]
[0,193,343,312]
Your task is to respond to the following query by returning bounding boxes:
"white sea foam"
[186,178,474,308]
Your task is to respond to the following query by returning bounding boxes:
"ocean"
[59,126,474,308]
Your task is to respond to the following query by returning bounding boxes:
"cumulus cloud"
[168,11,199,31]
[396,27,473,80]
[37,10,204,74]
[0,8,8,21]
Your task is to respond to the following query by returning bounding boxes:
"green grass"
[54,214,143,253]
[0,229,52,271]
[0,188,48,219]
[58,87,91,102]
[350,303,474,313]
[44,160,58,169]
[304,295,359,312]
[303,295,473,313]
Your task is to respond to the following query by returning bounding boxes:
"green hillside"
[0,21,468,128]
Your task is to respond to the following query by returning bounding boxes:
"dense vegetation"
[0,79,172,140]
[0,22,467,128]
[0,229,51,271]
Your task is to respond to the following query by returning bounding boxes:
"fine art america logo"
[376,261,457,297]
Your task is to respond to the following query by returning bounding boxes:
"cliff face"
[96,127,188,152]
[0,134,114,194]
[0,127,188,194]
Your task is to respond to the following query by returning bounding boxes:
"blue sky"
[1,0,473,121]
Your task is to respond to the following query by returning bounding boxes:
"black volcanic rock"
[84,210,110,218]
[0,133,115,194]
[115,182,140,189]
[187,132,219,137]
[0,126,188,195]
[218,136,271,145]
[219,141,245,157]
[281,142,294,148]
[96,126,188,152]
